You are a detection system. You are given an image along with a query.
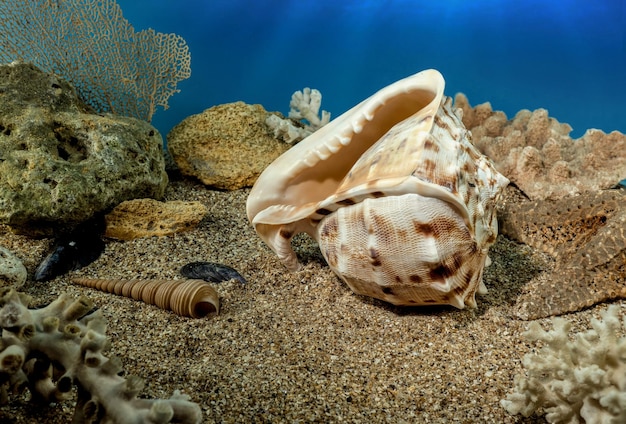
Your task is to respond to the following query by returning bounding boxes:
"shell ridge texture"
[72,278,219,318]
[247,69,508,309]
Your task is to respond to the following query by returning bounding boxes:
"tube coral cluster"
[501,305,626,423]
[0,288,202,423]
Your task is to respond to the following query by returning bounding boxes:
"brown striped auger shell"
[247,69,509,309]
[72,278,219,318]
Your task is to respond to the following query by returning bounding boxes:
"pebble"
[0,246,27,289]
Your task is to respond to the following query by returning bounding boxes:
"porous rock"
[167,101,291,190]
[0,62,168,236]
[0,246,27,289]
[105,198,208,240]
[455,93,626,200]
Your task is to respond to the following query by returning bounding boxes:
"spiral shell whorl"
[247,70,509,309]
[72,278,220,318]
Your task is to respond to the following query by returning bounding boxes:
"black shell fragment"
[180,262,246,284]
[34,216,105,282]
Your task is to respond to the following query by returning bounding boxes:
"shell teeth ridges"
[246,69,509,311]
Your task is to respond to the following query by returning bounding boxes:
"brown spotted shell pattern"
[247,69,509,309]
[72,278,219,318]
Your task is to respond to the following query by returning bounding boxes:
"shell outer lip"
[246,69,446,223]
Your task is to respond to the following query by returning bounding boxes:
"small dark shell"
[180,262,246,284]
[35,216,105,282]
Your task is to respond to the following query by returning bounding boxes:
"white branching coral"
[501,305,626,423]
[0,289,202,424]
[266,87,331,143]
[288,87,331,130]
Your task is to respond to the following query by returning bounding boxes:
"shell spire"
[72,278,220,318]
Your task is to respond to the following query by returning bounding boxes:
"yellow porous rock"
[105,198,207,240]
[167,102,292,190]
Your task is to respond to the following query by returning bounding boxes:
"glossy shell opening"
[285,88,438,207]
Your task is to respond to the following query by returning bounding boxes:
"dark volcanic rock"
[0,62,168,236]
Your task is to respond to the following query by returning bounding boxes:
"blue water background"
[116,0,625,139]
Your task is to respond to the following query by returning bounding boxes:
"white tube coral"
[266,87,331,143]
[501,305,626,423]
[0,288,202,423]
[288,87,331,130]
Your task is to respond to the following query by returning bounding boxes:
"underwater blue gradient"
[116,0,625,139]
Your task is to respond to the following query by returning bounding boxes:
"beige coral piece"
[105,198,207,240]
[454,93,626,200]
[167,102,292,190]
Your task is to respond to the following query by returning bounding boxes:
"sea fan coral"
[0,289,202,423]
[0,0,191,122]
[501,305,626,423]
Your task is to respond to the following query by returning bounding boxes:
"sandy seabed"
[0,178,623,424]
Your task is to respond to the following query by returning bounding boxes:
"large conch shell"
[247,69,509,309]
[72,278,219,318]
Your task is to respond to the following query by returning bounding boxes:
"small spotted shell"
[247,69,508,309]
[72,278,219,318]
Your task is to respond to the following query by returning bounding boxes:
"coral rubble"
[0,289,201,423]
[501,305,626,423]
[287,88,331,132]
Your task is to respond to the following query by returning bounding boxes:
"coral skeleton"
[288,87,331,130]
[0,289,202,423]
[266,87,330,143]
[501,305,626,423]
